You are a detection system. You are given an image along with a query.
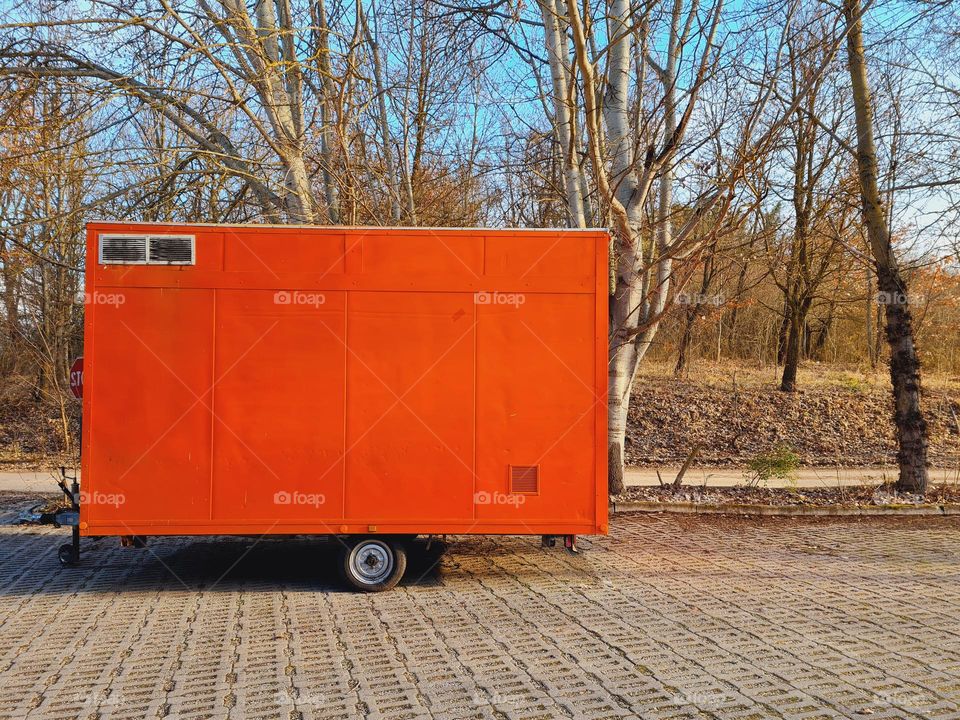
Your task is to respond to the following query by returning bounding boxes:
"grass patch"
[747,445,801,487]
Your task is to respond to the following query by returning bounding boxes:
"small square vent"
[99,235,146,264]
[509,465,540,494]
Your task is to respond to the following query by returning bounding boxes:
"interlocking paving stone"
[0,512,958,719]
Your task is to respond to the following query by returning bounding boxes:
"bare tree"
[537,0,589,228]
[773,20,850,391]
[546,0,728,493]
[842,0,929,492]
[533,0,850,492]
[2,0,959,484]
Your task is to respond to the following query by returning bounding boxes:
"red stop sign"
[69,357,83,399]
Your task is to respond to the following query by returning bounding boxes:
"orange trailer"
[71,222,608,589]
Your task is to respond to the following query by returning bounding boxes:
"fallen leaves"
[626,371,960,468]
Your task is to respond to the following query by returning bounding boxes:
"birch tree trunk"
[843,0,929,493]
[562,0,722,496]
[636,0,683,365]
[538,0,587,228]
[241,0,315,222]
[312,0,341,222]
[596,0,648,496]
[606,0,684,493]
[399,7,419,224]
[360,2,402,223]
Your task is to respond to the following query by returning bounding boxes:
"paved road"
[5,466,960,495]
[625,466,960,488]
[0,473,69,495]
[0,502,958,719]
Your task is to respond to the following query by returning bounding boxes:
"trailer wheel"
[57,543,78,566]
[341,538,407,592]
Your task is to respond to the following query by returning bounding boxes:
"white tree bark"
[559,0,726,493]
[539,0,588,228]
[636,0,682,364]
[399,6,419,224]
[360,1,402,223]
[231,0,314,222]
[312,0,341,222]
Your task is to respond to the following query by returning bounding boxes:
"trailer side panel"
[81,224,609,537]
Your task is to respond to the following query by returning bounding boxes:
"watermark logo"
[872,690,935,711]
[474,491,525,507]
[273,490,326,508]
[64,689,127,709]
[273,290,326,307]
[675,291,723,307]
[474,291,525,308]
[78,490,125,507]
[273,690,327,708]
[875,291,919,306]
[83,291,126,307]
[415,682,524,709]
[469,690,524,707]
[671,690,731,710]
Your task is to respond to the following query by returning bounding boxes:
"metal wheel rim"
[349,541,394,584]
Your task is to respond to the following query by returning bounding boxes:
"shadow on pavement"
[0,531,454,595]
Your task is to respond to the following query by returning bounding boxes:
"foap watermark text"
[274,490,326,508]
[474,291,525,308]
[875,291,921,306]
[274,290,326,307]
[675,291,723,306]
[83,291,126,307]
[474,491,526,507]
[79,490,125,508]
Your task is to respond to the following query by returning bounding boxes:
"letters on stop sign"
[69,357,83,399]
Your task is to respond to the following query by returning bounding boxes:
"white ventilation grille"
[99,234,195,265]
[148,236,194,264]
[99,235,147,264]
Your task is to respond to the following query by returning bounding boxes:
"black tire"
[340,537,407,592]
[58,543,78,566]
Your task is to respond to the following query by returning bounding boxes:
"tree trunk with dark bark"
[780,308,802,392]
[780,294,812,392]
[844,0,929,493]
[776,303,790,366]
[674,305,698,376]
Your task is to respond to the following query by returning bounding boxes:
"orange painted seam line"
[208,290,217,521]
[472,292,478,522]
[595,232,610,531]
[342,291,349,521]
[79,225,95,530]
[82,523,603,536]
[90,278,596,293]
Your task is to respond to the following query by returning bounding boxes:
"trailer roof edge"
[87,221,610,233]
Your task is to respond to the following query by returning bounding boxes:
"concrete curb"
[612,500,960,517]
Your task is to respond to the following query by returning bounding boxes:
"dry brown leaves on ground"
[613,483,960,508]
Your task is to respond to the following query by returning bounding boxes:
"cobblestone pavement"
[0,506,959,720]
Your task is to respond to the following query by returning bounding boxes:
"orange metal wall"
[80,224,609,537]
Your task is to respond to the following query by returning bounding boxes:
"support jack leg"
[58,515,81,566]
[56,470,80,566]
